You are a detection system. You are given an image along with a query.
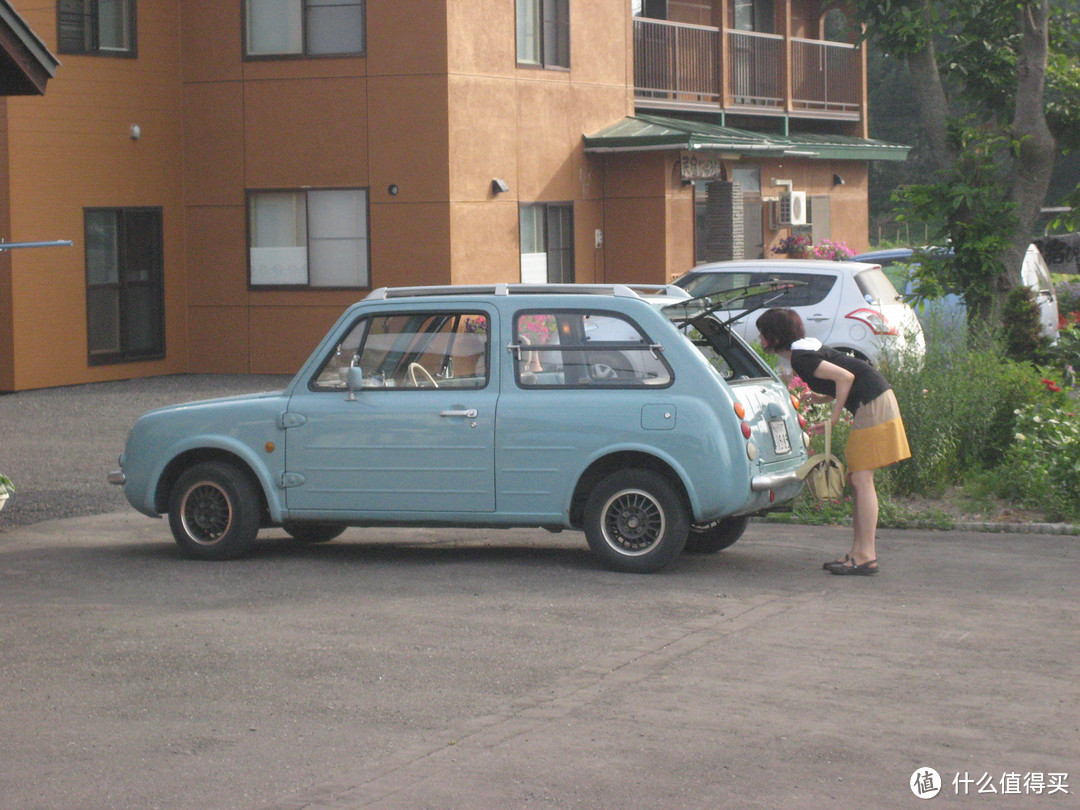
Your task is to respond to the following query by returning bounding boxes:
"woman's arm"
[811,360,855,427]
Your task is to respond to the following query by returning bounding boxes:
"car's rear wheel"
[283,522,346,543]
[583,469,688,573]
[168,461,260,560]
[685,515,749,554]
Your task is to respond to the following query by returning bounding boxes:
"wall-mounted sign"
[679,151,730,181]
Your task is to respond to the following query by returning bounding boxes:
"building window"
[58,0,136,56]
[248,189,370,288]
[85,208,164,365]
[520,203,574,283]
[516,0,569,68]
[245,0,365,57]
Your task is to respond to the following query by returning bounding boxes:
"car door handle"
[440,409,478,418]
[806,314,830,322]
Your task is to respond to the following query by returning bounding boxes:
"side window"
[312,311,489,390]
[514,310,672,388]
[755,273,837,306]
[248,188,369,288]
[59,0,136,56]
[516,0,569,68]
[245,0,365,57]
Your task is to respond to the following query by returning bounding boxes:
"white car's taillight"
[845,307,898,335]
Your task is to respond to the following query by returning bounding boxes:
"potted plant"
[0,473,13,511]
[773,233,813,259]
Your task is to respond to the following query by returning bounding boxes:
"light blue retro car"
[109,284,808,573]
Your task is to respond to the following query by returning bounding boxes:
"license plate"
[770,419,791,454]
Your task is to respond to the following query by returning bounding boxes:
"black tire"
[283,522,346,543]
[583,469,689,573]
[167,461,260,560]
[685,515,749,554]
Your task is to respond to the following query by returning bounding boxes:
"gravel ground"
[0,374,293,532]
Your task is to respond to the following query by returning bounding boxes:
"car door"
[283,307,498,514]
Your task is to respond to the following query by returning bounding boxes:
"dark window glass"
[85,208,164,364]
[58,0,136,56]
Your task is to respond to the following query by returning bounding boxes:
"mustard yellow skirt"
[844,389,911,473]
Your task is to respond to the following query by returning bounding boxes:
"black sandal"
[826,558,878,576]
[822,554,849,570]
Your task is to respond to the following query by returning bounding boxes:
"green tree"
[855,0,1080,324]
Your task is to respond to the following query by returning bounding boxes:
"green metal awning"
[584,114,910,162]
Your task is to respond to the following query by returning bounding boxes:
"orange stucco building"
[0,0,907,392]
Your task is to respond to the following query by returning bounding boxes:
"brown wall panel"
[367,0,447,76]
[603,197,668,285]
[186,206,248,307]
[369,202,452,288]
[248,306,343,374]
[367,75,450,203]
[244,77,369,188]
[447,75,518,203]
[181,0,244,83]
[188,306,250,374]
[448,201,518,284]
[447,0,515,77]
[183,82,245,207]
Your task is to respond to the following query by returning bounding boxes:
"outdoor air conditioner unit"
[774,190,808,227]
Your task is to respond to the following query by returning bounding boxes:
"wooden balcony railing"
[633,18,862,119]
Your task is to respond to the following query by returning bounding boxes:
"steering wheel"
[408,362,439,388]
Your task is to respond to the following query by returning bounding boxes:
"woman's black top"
[790,346,891,414]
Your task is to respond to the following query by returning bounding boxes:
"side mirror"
[347,366,363,400]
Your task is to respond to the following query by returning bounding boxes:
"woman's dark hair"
[755,308,804,351]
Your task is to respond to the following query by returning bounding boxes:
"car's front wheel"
[168,461,260,560]
[685,515,749,554]
[583,469,689,573]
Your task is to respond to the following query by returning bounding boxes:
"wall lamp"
[491,178,510,194]
[833,173,845,187]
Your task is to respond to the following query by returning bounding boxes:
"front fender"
[133,436,286,522]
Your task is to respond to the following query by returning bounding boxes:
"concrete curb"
[759,515,1080,535]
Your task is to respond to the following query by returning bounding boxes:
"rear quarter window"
[513,310,672,388]
[853,268,902,305]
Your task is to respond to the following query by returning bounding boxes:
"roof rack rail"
[365,283,656,300]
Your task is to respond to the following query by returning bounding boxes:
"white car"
[673,259,926,365]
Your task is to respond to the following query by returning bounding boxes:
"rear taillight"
[845,307,898,335]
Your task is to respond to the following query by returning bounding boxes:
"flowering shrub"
[773,233,812,258]
[810,239,855,262]
[1002,397,1080,521]
[518,313,556,344]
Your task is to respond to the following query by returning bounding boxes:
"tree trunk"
[1004,0,1056,294]
[903,0,953,175]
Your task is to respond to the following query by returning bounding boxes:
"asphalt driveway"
[1,375,1077,808]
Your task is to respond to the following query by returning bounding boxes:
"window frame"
[84,206,165,366]
[516,0,569,70]
[243,0,367,60]
[57,0,137,58]
[247,187,371,291]
[519,202,575,284]
[310,310,492,392]
[512,309,674,390]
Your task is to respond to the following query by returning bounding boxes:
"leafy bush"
[1001,285,1049,362]
[879,325,1044,495]
[1055,279,1080,317]
[992,396,1080,522]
